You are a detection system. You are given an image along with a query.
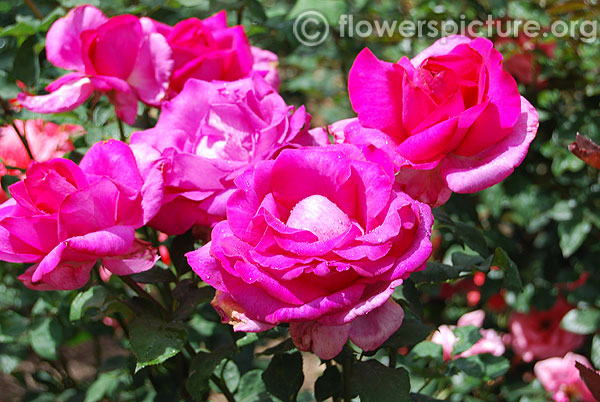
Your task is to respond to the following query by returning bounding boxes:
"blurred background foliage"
[1,0,600,401]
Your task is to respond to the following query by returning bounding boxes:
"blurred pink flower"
[130,74,310,235]
[0,140,159,290]
[187,144,433,359]
[18,5,173,124]
[509,298,585,362]
[534,353,596,402]
[141,11,279,97]
[431,309,505,361]
[0,119,83,176]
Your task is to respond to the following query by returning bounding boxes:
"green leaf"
[0,310,29,342]
[258,337,296,356]
[69,286,109,321]
[492,248,522,292]
[186,348,231,398]
[288,0,347,25]
[351,360,411,402]
[262,352,304,402]
[315,365,342,401]
[172,280,214,321]
[30,317,63,360]
[558,220,592,258]
[452,325,483,356]
[236,369,273,402]
[561,307,600,335]
[452,354,509,379]
[84,370,125,402]
[410,262,465,284]
[382,318,434,348]
[12,35,39,86]
[0,18,39,38]
[479,354,510,379]
[129,316,187,371]
[247,0,267,22]
[453,356,483,377]
[410,341,444,362]
[592,334,600,370]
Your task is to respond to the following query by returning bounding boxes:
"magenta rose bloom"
[140,11,279,96]
[18,5,173,124]
[186,145,433,359]
[0,140,159,290]
[313,35,539,206]
[130,74,310,235]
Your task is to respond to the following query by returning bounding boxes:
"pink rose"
[130,75,310,235]
[141,11,278,96]
[0,140,159,290]
[534,353,596,402]
[186,144,433,359]
[431,310,505,361]
[0,119,83,175]
[313,35,539,206]
[509,298,585,362]
[18,5,173,124]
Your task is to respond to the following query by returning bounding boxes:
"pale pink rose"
[431,309,505,361]
[140,11,279,96]
[0,140,160,290]
[187,144,433,359]
[534,353,596,402]
[18,5,173,124]
[509,298,585,362]
[0,119,83,175]
[313,35,539,207]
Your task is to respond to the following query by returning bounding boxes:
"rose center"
[286,195,351,241]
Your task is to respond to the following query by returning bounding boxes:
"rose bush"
[186,144,433,358]
[130,74,310,234]
[0,140,158,290]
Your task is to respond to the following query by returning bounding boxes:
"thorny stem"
[120,275,170,317]
[24,0,44,20]
[342,351,353,402]
[0,96,35,161]
[117,118,126,142]
[210,373,236,402]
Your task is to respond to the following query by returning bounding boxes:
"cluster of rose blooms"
[0,5,594,400]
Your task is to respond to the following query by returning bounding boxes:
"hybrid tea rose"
[0,140,159,290]
[313,35,539,206]
[534,353,596,402]
[140,11,279,96]
[130,74,310,235]
[187,145,433,359]
[509,298,585,362]
[18,5,172,124]
[431,309,505,361]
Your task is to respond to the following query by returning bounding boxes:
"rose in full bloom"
[0,119,83,176]
[18,5,173,124]
[0,140,159,290]
[130,74,310,235]
[312,35,539,206]
[140,11,279,96]
[509,298,585,362]
[534,353,596,402]
[431,310,505,361]
[186,145,433,359]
